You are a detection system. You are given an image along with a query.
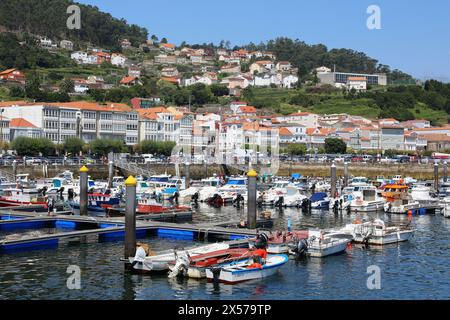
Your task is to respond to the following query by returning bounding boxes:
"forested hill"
[0,0,148,49]
[191,38,414,84]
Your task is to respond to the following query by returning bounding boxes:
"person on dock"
[47,197,55,216]
[191,191,199,205]
[68,189,75,202]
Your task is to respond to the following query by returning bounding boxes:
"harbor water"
[0,205,449,300]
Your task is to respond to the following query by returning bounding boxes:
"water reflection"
[0,204,449,300]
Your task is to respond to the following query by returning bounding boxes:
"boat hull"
[205,254,288,284]
[353,230,414,245]
[307,239,349,257]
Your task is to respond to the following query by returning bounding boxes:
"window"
[100,123,112,131]
[100,113,112,120]
[45,120,59,129]
[127,124,138,131]
[83,123,96,131]
[44,109,59,118]
[83,111,96,119]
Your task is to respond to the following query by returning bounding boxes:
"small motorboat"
[205,254,289,284]
[310,192,330,210]
[338,219,416,245]
[291,230,351,258]
[168,248,255,279]
[128,242,231,272]
[249,230,309,254]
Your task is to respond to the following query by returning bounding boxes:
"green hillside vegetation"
[242,84,450,125]
[0,0,148,49]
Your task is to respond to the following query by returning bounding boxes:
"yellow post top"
[247,169,258,177]
[125,175,137,186]
[80,166,89,173]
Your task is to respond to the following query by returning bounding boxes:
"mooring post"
[124,176,137,260]
[108,161,114,189]
[434,162,439,192]
[444,161,448,183]
[185,162,191,189]
[12,160,17,180]
[79,166,89,216]
[247,169,258,229]
[344,161,349,187]
[331,161,337,198]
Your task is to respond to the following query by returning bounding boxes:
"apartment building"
[0,102,139,145]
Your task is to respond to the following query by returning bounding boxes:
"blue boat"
[310,192,330,210]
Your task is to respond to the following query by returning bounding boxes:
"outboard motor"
[275,196,284,208]
[168,252,190,278]
[210,267,222,283]
[296,239,309,256]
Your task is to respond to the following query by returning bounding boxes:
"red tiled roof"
[279,127,293,136]
[120,76,138,84]
[9,118,37,128]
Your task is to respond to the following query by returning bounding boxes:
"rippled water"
[0,205,449,300]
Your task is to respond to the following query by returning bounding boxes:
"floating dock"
[0,208,255,254]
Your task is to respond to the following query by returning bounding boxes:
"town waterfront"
[1,205,449,300]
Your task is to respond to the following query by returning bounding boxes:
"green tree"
[90,139,126,157]
[324,138,347,154]
[63,137,84,155]
[60,79,75,94]
[286,143,307,158]
[11,137,54,156]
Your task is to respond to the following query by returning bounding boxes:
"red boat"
[168,248,255,279]
[0,188,47,208]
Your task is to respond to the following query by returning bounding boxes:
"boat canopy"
[310,192,327,202]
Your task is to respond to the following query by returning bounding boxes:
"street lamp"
[0,108,4,154]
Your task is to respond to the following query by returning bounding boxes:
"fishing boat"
[128,242,231,272]
[348,185,385,212]
[168,248,255,279]
[70,193,120,216]
[0,188,47,207]
[338,219,416,245]
[205,254,289,284]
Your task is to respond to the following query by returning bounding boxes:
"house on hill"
[0,69,26,86]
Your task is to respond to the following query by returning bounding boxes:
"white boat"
[347,185,385,212]
[338,219,416,245]
[306,235,350,258]
[441,198,450,218]
[128,242,230,272]
[205,254,289,284]
[218,177,247,203]
[261,184,306,207]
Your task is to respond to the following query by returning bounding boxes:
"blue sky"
[77,0,450,81]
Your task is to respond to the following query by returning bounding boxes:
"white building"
[111,53,127,67]
[1,102,138,146]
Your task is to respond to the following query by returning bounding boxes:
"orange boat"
[380,183,409,202]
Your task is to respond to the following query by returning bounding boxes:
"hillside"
[242,86,450,126]
[0,0,148,49]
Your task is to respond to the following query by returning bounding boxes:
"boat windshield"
[227,179,246,185]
